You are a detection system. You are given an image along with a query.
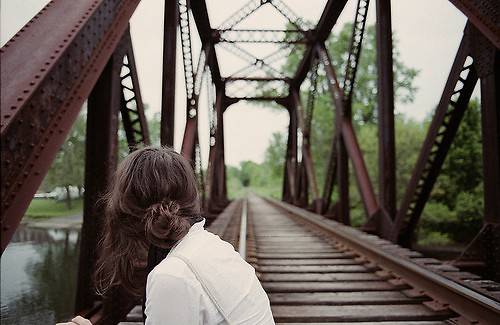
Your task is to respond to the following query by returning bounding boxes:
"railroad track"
[121,195,500,324]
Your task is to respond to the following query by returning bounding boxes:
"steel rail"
[238,198,248,259]
[264,197,500,324]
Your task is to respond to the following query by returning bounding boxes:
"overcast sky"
[1,0,473,167]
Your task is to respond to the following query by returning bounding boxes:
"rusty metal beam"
[292,88,321,212]
[481,54,500,225]
[391,28,478,246]
[180,43,210,162]
[471,29,500,226]
[321,134,338,215]
[207,88,228,212]
[376,0,396,220]
[282,98,298,203]
[190,0,223,90]
[214,29,308,44]
[160,0,178,146]
[318,43,379,220]
[336,136,350,225]
[224,77,290,82]
[341,121,379,218]
[75,51,121,315]
[476,32,500,281]
[119,28,150,149]
[0,0,140,253]
[343,0,370,108]
[448,0,500,49]
[225,96,288,103]
[323,0,370,221]
[292,0,348,88]
[181,118,198,162]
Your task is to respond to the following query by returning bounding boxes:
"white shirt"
[145,219,275,325]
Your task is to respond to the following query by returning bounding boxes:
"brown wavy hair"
[95,146,200,296]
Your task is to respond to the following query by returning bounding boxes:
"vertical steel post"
[282,98,298,203]
[337,125,350,225]
[375,0,396,219]
[217,95,228,202]
[321,134,337,215]
[292,88,321,212]
[74,57,121,314]
[479,48,500,281]
[207,87,227,211]
[160,0,179,146]
[480,53,500,226]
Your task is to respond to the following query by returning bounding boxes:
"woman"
[59,146,274,325]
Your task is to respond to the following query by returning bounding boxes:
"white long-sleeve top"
[145,218,275,325]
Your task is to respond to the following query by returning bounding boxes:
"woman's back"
[145,219,275,324]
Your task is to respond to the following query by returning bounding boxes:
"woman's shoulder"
[147,253,198,286]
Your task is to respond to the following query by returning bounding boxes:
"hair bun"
[143,200,189,248]
[145,200,180,221]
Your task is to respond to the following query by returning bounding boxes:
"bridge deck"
[120,196,500,324]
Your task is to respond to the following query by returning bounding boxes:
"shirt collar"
[187,218,206,234]
[168,218,205,254]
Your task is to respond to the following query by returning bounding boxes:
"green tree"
[45,114,86,209]
[432,99,483,209]
[421,99,484,244]
[263,132,286,182]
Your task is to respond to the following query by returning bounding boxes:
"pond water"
[1,226,80,325]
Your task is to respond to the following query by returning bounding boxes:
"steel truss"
[1,1,499,323]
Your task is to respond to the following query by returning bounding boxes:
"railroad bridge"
[1,0,499,324]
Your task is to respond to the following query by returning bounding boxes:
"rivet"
[10,106,16,110]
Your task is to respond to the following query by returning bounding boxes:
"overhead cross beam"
[215,29,308,44]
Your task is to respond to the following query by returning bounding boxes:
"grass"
[25,198,84,219]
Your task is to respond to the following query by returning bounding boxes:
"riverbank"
[21,213,82,229]
[26,198,83,219]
